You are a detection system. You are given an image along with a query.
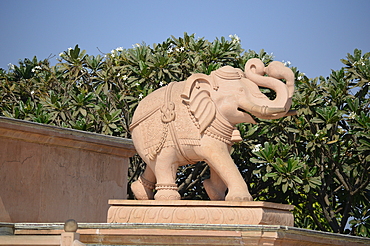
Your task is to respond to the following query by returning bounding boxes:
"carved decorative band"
[139,175,155,190]
[204,129,232,145]
[156,183,178,191]
[107,205,294,226]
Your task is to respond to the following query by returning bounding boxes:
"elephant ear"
[181,74,216,134]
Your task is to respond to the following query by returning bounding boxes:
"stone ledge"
[4,223,370,246]
[107,200,294,226]
[0,116,136,157]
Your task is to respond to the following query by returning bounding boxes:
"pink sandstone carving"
[130,58,295,201]
[107,200,294,226]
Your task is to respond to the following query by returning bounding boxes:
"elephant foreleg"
[200,137,253,201]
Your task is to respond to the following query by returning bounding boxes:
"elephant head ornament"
[130,58,295,201]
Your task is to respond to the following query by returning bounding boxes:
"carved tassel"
[231,128,243,142]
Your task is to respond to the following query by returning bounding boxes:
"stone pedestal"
[107,200,294,226]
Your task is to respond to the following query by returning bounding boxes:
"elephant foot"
[131,176,155,200]
[225,191,253,202]
[203,179,226,201]
[154,183,181,200]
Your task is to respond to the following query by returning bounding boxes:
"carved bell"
[231,128,243,142]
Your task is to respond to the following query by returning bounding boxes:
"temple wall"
[0,117,135,223]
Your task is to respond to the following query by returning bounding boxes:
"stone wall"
[0,117,136,223]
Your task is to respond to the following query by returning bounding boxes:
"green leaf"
[303,184,310,192]
[286,127,300,133]
[282,183,288,193]
[265,173,278,178]
[311,117,325,123]
[79,108,87,117]
[293,176,303,184]
[276,176,283,185]
[309,177,322,187]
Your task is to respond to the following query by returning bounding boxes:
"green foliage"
[233,48,369,236]
[0,34,368,237]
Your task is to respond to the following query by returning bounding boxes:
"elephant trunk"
[242,58,295,119]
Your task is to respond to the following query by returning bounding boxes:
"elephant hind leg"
[203,167,227,200]
[131,166,156,200]
[153,148,181,200]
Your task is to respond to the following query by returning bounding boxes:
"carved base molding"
[107,200,294,226]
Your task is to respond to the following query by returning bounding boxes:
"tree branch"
[307,193,327,231]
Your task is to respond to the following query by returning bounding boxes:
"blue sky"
[0,0,369,78]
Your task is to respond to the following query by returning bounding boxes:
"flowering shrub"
[0,33,369,237]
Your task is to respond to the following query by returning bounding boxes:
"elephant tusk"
[250,105,286,116]
[265,107,286,114]
[240,103,286,118]
[284,110,297,117]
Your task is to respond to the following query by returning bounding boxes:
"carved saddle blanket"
[130,82,200,161]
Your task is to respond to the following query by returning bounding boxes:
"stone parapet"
[0,117,135,223]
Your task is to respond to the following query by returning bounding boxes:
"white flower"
[116,47,123,52]
[167,47,173,53]
[8,63,15,70]
[175,47,185,52]
[135,82,140,86]
[315,133,320,137]
[283,60,291,67]
[159,81,164,86]
[348,112,356,120]
[30,90,35,95]
[229,34,240,44]
[297,73,305,80]
[35,66,41,70]
[252,144,262,153]
[298,73,306,80]
[138,93,143,99]
[132,43,140,48]
[122,75,128,81]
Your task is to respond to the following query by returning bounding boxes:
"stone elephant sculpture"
[130,58,295,201]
